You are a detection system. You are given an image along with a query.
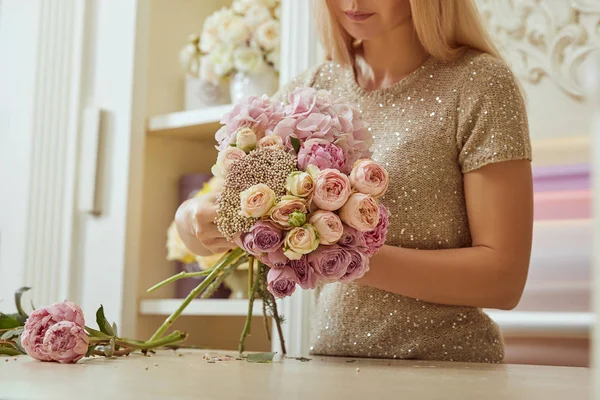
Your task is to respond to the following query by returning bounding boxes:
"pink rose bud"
[339,248,370,283]
[211,147,247,178]
[339,193,380,232]
[267,266,298,298]
[43,321,89,364]
[289,256,319,290]
[235,128,258,152]
[364,204,391,256]
[257,135,285,150]
[269,196,309,230]
[312,169,352,211]
[240,183,277,218]
[21,301,85,362]
[308,210,343,245]
[349,159,390,198]
[308,245,352,282]
[297,139,346,172]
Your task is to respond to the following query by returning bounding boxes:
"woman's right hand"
[175,192,235,257]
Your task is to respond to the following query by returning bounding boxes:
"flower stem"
[200,261,240,299]
[148,248,244,342]
[270,293,287,355]
[147,269,214,293]
[262,299,271,341]
[239,256,259,354]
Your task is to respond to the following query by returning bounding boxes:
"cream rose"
[284,224,319,260]
[255,19,280,51]
[208,43,234,77]
[233,46,264,73]
[312,169,352,211]
[240,183,277,218]
[257,135,284,150]
[267,49,280,72]
[244,4,272,28]
[236,128,257,152]
[211,147,247,178]
[308,210,344,245]
[350,159,390,197]
[339,193,380,232]
[270,195,308,230]
[218,15,250,45]
[285,171,314,198]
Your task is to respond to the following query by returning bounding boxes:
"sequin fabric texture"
[274,49,532,363]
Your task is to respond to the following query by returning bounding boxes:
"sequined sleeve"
[456,55,532,174]
[270,64,323,105]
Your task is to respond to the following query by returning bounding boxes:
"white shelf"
[139,298,263,317]
[486,310,594,339]
[146,104,233,140]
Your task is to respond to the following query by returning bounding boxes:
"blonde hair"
[315,0,503,65]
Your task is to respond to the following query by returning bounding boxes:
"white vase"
[229,68,279,104]
[184,76,230,111]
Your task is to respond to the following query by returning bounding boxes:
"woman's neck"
[354,21,429,91]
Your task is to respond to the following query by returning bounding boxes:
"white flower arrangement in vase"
[197,0,281,103]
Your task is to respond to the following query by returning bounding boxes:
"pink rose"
[308,245,352,282]
[211,147,247,178]
[308,210,343,245]
[261,247,288,269]
[42,321,89,364]
[339,249,370,283]
[350,159,389,197]
[21,301,85,362]
[297,139,345,172]
[242,221,284,255]
[289,256,319,290]
[364,204,390,256]
[267,266,298,298]
[240,183,277,218]
[283,224,319,260]
[339,193,380,232]
[312,169,352,211]
[338,224,367,249]
[269,196,308,230]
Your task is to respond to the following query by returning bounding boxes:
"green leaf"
[1,327,23,341]
[246,352,275,363]
[290,137,301,154]
[112,322,118,337]
[95,305,115,336]
[14,287,31,318]
[85,325,110,338]
[0,345,22,356]
[0,314,21,330]
[85,344,97,358]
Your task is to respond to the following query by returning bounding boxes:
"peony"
[363,204,390,256]
[350,159,389,197]
[338,224,367,250]
[244,4,272,28]
[339,248,370,283]
[257,135,284,150]
[236,127,257,152]
[339,193,380,232]
[312,169,352,211]
[211,146,247,178]
[242,220,283,255]
[285,171,314,198]
[289,256,318,290]
[208,43,234,77]
[284,224,319,260]
[255,19,280,51]
[42,321,89,364]
[297,139,345,172]
[308,210,343,245]
[269,195,308,230]
[218,15,250,45]
[233,46,264,74]
[261,247,288,269]
[308,245,352,282]
[267,266,298,298]
[240,183,277,218]
[21,301,85,362]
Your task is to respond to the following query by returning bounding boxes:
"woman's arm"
[360,159,534,310]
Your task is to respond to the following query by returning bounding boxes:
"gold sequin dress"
[274,49,532,363]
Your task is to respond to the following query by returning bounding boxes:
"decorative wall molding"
[477,0,600,100]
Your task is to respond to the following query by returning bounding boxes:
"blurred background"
[0,0,599,367]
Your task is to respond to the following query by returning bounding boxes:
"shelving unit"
[147,104,233,140]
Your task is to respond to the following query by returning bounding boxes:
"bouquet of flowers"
[149,87,390,354]
[180,0,280,83]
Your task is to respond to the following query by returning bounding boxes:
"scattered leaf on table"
[0,315,21,330]
[346,359,358,363]
[246,352,275,363]
[1,327,23,341]
[291,357,311,362]
[95,305,115,336]
[0,345,23,356]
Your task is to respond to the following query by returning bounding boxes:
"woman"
[177,0,533,363]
